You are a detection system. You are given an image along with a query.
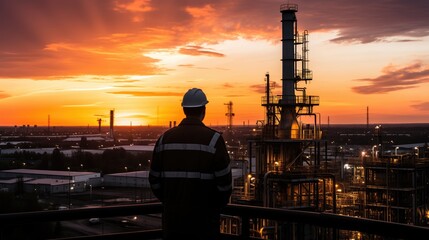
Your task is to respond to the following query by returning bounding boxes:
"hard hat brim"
[181,101,208,108]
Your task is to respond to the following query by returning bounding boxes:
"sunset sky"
[1,0,429,127]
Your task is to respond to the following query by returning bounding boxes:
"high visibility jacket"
[149,117,232,240]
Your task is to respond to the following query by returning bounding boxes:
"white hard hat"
[181,88,209,108]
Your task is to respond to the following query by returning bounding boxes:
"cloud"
[179,46,225,57]
[352,62,429,94]
[62,103,102,108]
[108,91,182,97]
[1,0,429,78]
[223,83,233,88]
[0,39,161,78]
[0,91,11,99]
[113,84,140,88]
[250,84,266,94]
[121,114,150,118]
[114,0,153,13]
[178,64,194,68]
[177,64,209,69]
[250,80,281,94]
[410,102,429,111]
[299,0,429,43]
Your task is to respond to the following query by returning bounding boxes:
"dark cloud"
[299,0,429,43]
[410,102,429,111]
[107,91,182,97]
[1,0,428,78]
[0,0,132,51]
[352,62,429,94]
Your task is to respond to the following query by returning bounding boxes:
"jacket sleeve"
[149,138,164,201]
[213,134,232,207]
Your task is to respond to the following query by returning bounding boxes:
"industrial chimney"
[109,109,114,139]
[276,3,318,139]
[279,3,299,139]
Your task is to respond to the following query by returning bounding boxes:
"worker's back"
[150,117,232,240]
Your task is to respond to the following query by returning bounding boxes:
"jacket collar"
[179,117,205,126]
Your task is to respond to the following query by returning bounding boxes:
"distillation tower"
[242,3,335,213]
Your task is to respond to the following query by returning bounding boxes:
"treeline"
[0,148,152,174]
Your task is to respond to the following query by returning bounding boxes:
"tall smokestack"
[367,106,369,129]
[279,4,299,139]
[110,109,114,139]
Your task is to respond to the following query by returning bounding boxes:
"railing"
[296,69,313,80]
[1,203,429,239]
[262,95,320,106]
[280,3,298,12]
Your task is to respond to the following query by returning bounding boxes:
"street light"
[138,163,142,202]
[67,167,71,208]
[89,184,92,201]
[134,164,140,203]
[372,145,377,160]
[245,174,252,198]
[335,182,345,193]
[360,151,366,166]
[375,125,383,156]
[274,161,279,172]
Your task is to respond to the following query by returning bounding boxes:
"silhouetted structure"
[228,4,333,238]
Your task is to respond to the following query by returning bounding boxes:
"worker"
[149,88,232,240]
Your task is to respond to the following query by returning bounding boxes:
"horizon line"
[1,122,429,128]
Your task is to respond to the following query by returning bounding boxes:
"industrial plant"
[0,3,428,240]
[218,3,429,239]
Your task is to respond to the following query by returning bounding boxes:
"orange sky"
[1,0,429,127]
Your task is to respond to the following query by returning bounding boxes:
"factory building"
[103,171,150,188]
[0,169,101,193]
[24,178,79,194]
[363,153,429,225]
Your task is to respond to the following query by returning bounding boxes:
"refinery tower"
[239,3,335,213]
[229,5,429,236]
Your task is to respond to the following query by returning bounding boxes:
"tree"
[51,148,65,170]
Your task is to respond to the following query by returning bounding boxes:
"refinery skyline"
[1,0,429,126]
